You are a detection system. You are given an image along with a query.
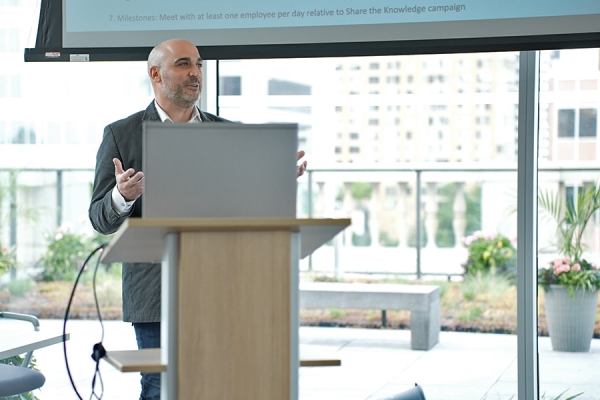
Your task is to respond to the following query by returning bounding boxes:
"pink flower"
[55,233,63,241]
[592,264,598,270]
[553,258,564,268]
[553,263,570,275]
[56,222,73,234]
[572,263,581,272]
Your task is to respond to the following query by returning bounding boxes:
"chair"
[0,363,46,397]
[0,312,46,397]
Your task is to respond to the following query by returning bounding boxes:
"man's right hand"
[114,158,144,201]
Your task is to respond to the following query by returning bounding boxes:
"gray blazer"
[89,101,228,322]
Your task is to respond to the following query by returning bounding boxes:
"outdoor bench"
[299,282,440,350]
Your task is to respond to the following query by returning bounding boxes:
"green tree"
[351,182,372,201]
[436,183,481,247]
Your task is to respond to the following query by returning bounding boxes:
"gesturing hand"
[113,158,144,201]
[297,150,308,177]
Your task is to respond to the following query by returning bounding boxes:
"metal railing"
[305,162,600,278]
[1,163,599,278]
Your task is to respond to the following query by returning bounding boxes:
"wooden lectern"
[101,217,349,400]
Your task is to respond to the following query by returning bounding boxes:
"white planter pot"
[543,284,598,352]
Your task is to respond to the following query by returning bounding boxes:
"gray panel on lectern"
[142,122,298,218]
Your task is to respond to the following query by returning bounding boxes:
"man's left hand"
[297,150,308,177]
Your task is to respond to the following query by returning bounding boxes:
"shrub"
[462,231,516,277]
[7,278,33,297]
[37,221,110,282]
[460,273,512,301]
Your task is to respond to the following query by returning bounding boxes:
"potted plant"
[538,184,600,352]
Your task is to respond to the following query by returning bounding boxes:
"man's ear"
[149,66,161,83]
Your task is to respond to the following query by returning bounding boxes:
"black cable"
[62,242,110,400]
[90,249,107,400]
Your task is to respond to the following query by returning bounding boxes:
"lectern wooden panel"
[178,231,291,399]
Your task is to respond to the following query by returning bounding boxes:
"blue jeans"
[133,322,161,400]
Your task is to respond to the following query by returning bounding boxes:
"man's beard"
[161,74,201,108]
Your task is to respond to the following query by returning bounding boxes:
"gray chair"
[0,363,46,397]
[0,312,46,397]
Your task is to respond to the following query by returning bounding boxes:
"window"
[579,108,597,137]
[219,76,241,95]
[349,147,360,153]
[369,77,380,84]
[0,75,6,97]
[349,132,359,139]
[10,75,20,97]
[11,124,36,144]
[0,29,6,53]
[268,79,311,95]
[335,146,341,154]
[369,62,380,70]
[557,108,596,138]
[558,109,576,137]
[368,119,379,126]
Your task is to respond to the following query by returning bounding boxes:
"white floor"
[11,319,600,400]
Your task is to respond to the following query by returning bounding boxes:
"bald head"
[147,39,200,74]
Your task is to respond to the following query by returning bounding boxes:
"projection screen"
[23,0,600,61]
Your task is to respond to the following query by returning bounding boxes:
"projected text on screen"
[65,0,600,33]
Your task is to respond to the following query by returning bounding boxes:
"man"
[89,38,307,399]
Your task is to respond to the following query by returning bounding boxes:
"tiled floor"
[9,319,600,400]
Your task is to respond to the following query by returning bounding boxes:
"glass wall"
[216,53,521,398]
[537,48,600,399]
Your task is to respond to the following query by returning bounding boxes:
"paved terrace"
[11,319,600,400]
